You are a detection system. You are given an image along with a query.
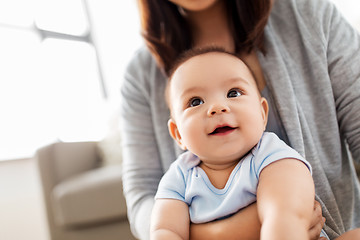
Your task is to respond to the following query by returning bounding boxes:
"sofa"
[36,141,136,240]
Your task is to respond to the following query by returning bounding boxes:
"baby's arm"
[190,201,325,240]
[150,199,190,240]
[257,159,315,240]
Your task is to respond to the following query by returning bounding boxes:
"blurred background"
[0,0,359,240]
[0,0,141,161]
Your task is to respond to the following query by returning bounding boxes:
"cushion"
[51,165,127,228]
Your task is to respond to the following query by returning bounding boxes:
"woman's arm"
[120,50,164,239]
[151,199,190,240]
[257,159,315,240]
[325,0,360,161]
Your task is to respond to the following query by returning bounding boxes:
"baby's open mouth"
[209,126,237,135]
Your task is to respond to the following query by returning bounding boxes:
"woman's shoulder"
[270,0,335,40]
[123,45,166,90]
[125,45,156,73]
[274,0,333,10]
[273,0,334,21]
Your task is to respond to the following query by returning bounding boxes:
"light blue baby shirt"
[155,132,312,223]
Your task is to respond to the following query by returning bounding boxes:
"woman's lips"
[209,126,237,135]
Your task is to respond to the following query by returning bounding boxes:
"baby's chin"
[199,153,244,167]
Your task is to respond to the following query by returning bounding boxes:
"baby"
[150,47,359,240]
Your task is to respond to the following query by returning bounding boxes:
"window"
[0,0,141,160]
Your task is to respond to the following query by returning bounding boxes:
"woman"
[120,0,360,239]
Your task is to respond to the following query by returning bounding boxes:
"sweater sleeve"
[324,1,360,162]
[120,49,163,239]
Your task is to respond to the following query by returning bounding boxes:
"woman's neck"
[184,1,235,52]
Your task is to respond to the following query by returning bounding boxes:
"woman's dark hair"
[137,0,272,76]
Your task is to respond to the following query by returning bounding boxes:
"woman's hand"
[189,200,325,240]
[309,200,326,240]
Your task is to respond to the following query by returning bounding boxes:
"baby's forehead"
[180,51,245,68]
[171,52,256,86]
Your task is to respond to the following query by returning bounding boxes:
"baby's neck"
[199,161,239,189]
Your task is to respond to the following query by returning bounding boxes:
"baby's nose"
[208,104,230,116]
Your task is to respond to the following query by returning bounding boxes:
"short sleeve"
[253,132,312,178]
[155,160,187,202]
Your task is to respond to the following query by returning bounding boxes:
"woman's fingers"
[309,200,325,240]
[311,201,323,226]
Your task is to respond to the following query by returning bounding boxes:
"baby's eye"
[189,97,204,107]
[227,88,242,98]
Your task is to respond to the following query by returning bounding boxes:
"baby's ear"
[260,97,269,130]
[168,119,187,150]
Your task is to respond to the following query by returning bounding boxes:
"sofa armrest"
[52,165,126,228]
[36,141,101,186]
[36,141,103,236]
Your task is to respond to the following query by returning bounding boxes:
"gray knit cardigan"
[120,0,360,239]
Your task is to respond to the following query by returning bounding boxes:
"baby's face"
[168,52,268,166]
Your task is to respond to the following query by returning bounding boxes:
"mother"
[120,0,360,239]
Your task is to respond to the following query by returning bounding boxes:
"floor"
[0,158,49,240]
